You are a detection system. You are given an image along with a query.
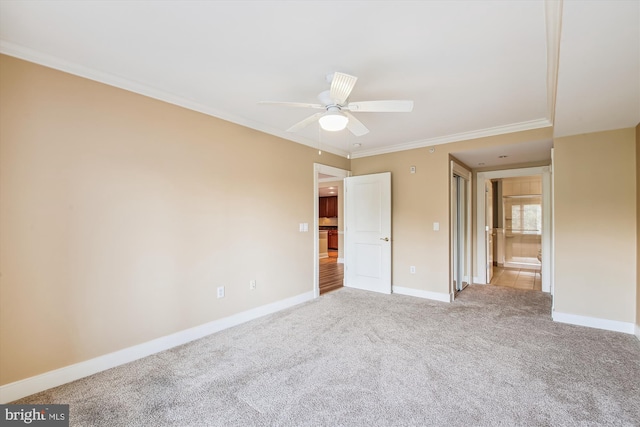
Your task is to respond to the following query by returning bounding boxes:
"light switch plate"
[433,222,440,231]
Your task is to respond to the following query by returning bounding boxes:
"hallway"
[319,250,343,294]
[490,266,541,291]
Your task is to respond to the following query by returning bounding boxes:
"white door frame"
[314,163,350,298]
[475,166,552,293]
[451,160,472,297]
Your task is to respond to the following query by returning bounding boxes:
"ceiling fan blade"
[286,112,324,132]
[259,101,324,109]
[345,100,414,112]
[344,112,369,136]
[330,72,358,105]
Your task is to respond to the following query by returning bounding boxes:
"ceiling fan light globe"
[319,112,348,131]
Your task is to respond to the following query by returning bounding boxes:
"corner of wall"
[636,122,640,332]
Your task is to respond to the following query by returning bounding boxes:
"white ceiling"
[1,1,638,163]
[554,0,639,137]
[318,173,342,197]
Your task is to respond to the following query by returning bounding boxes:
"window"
[511,197,541,234]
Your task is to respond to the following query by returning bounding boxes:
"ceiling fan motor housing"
[318,90,336,107]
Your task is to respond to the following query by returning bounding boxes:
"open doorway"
[490,176,543,290]
[313,164,349,297]
[476,166,552,294]
[451,160,472,297]
[318,179,342,294]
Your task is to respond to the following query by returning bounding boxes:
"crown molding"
[0,41,551,160]
[0,41,349,158]
[545,0,563,125]
[350,119,553,159]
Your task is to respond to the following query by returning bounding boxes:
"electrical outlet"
[217,286,225,298]
[410,266,416,274]
[250,280,256,290]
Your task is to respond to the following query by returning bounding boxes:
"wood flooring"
[319,251,343,295]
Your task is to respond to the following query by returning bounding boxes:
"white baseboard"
[504,261,541,271]
[319,253,328,259]
[337,258,344,264]
[0,291,314,404]
[635,324,640,341]
[552,311,636,334]
[393,286,452,303]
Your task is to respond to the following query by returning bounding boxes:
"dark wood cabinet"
[319,196,338,218]
[328,230,338,249]
[326,196,337,217]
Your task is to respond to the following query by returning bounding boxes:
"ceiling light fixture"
[319,109,348,132]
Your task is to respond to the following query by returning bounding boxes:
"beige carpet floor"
[13,285,640,426]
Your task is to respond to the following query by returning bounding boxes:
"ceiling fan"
[260,72,413,136]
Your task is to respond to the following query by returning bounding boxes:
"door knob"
[380,237,389,242]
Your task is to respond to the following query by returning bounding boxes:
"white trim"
[0,43,555,161]
[450,160,473,298]
[0,41,349,158]
[550,148,555,301]
[318,177,341,183]
[351,119,552,159]
[540,166,552,293]
[337,257,344,264]
[544,0,563,125]
[552,311,636,334]
[393,286,453,303]
[0,291,313,404]
[635,324,640,341]
[451,160,472,181]
[504,261,541,270]
[0,42,555,161]
[476,166,551,291]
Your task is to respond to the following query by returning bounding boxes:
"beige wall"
[0,55,349,386]
[637,123,640,330]
[350,128,552,296]
[554,128,637,323]
[3,53,637,389]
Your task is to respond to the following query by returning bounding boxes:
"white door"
[344,172,391,294]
